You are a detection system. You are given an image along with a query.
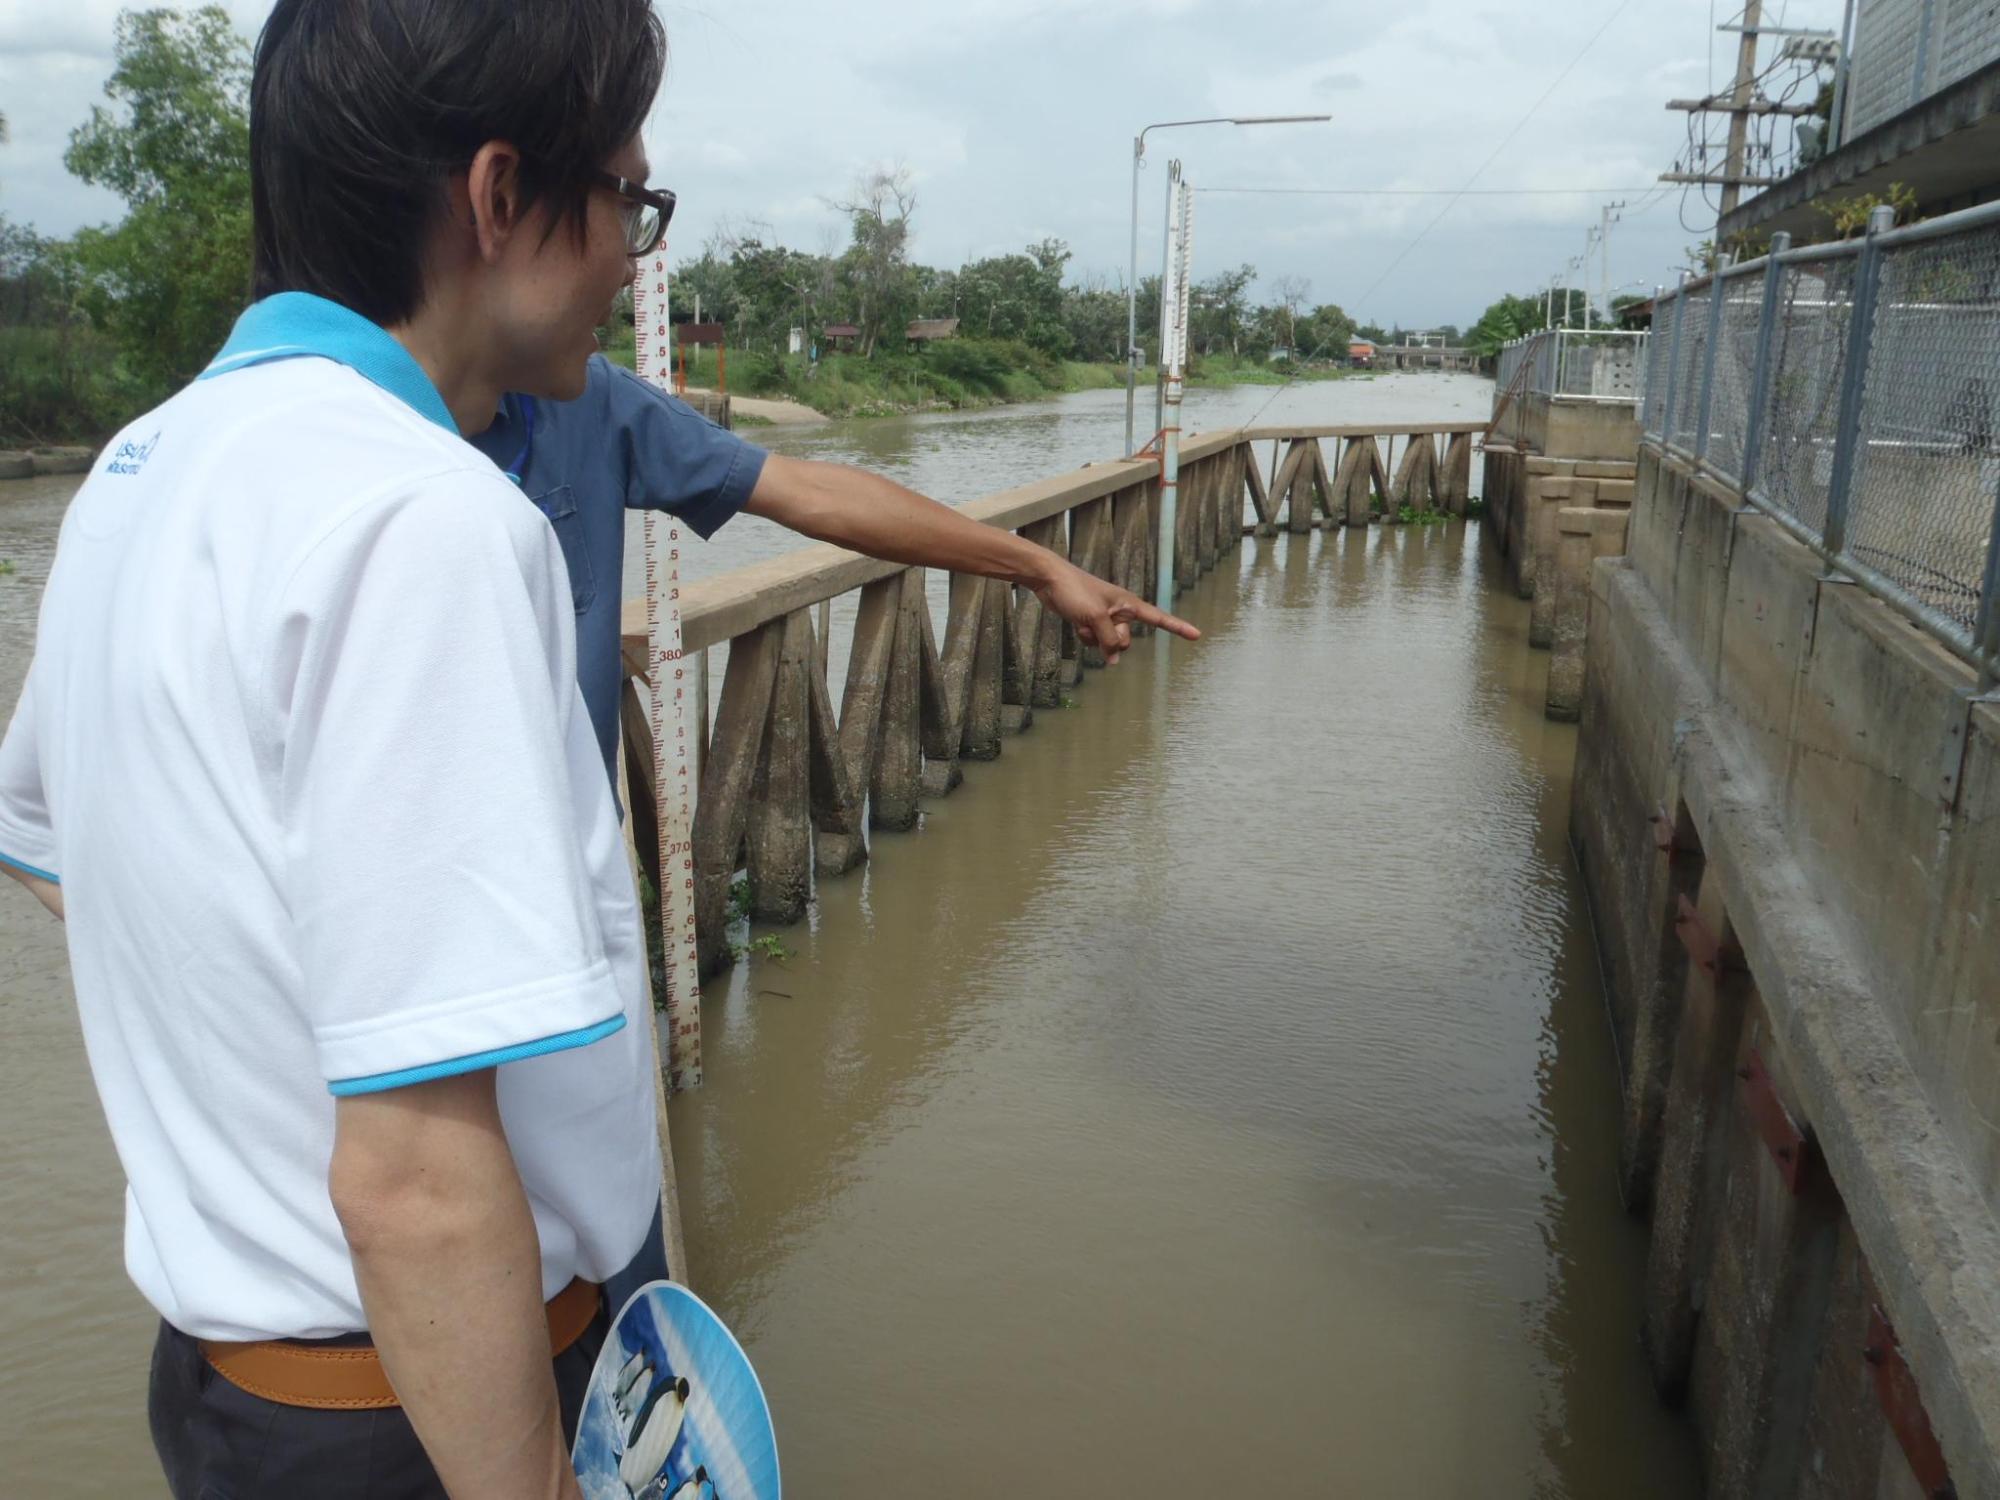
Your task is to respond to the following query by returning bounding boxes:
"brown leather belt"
[199,1277,601,1410]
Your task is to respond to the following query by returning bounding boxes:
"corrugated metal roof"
[906,317,961,339]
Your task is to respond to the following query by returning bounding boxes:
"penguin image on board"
[618,1373,692,1496]
[571,1281,778,1499]
[626,1465,711,1500]
[612,1350,652,1427]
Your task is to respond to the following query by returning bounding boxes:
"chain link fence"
[1640,302,1676,434]
[1639,200,2000,671]
[1699,268,1766,483]
[1752,251,1858,539]
[1845,221,2000,640]
[1668,286,1712,452]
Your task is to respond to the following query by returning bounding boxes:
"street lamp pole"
[1124,113,1329,456]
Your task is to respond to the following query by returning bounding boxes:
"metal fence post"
[1658,274,1689,449]
[1823,205,1896,559]
[1976,477,2000,674]
[1738,231,1792,496]
[1694,268,1728,464]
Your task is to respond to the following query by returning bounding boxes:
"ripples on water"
[0,376,1696,1495]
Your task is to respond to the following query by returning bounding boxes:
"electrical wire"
[1193,186,1664,198]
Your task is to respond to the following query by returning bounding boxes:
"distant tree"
[1295,302,1355,360]
[1191,263,1256,355]
[1268,274,1311,351]
[832,167,916,356]
[64,5,252,391]
[956,239,1070,355]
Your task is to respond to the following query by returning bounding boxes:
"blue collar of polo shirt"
[199,291,459,435]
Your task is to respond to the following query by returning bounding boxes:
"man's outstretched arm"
[743,454,1199,665]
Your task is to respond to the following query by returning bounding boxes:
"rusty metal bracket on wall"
[1736,1050,1816,1195]
[1865,1304,1957,1500]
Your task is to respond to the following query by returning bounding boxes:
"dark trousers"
[148,1202,668,1500]
[149,1305,606,1499]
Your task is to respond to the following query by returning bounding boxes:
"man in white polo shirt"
[0,1,671,1495]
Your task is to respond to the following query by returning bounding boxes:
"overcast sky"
[0,0,1846,328]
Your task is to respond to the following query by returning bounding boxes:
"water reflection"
[674,518,1699,1498]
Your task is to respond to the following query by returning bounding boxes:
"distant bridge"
[1368,344,1479,372]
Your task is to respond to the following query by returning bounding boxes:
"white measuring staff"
[632,253,703,1093]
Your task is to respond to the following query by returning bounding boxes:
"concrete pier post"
[1112,484,1151,630]
[691,621,783,976]
[1530,476,1592,646]
[1001,566,1038,735]
[1333,438,1370,528]
[745,608,814,923]
[870,570,925,831]
[1072,498,1116,668]
[805,612,864,879]
[812,574,900,874]
[1440,433,1472,516]
[913,581,962,800]
[1194,457,1219,574]
[961,574,1004,762]
[1271,441,1312,534]
[1642,875,1750,1400]
[1390,434,1435,516]
[1684,1019,1840,1498]
[1547,507,1629,720]
[1244,447,1276,537]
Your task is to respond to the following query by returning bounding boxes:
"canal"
[0,372,1699,1494]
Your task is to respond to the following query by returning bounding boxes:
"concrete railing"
[618,422,1483,979]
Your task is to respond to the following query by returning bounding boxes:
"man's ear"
[464,141,526,264]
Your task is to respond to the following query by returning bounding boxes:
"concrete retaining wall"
[1571,437,2000,1497]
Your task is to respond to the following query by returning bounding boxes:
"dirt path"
[683,387,826,426]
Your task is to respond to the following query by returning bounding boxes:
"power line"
[1194,186,1665,198]
[1236,0,1639,429]
[1348,0,1638,314]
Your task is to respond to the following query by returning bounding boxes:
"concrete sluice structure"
[1572,438,2000,1499]
[617,387,2000,1494]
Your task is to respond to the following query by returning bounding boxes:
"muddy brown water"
[0,374,1698,1495]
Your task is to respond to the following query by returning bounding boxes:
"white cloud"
[0,0,1849,326]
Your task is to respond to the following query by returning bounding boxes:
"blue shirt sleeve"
[595,358,766,538]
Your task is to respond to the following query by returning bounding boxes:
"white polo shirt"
[0,293,658,1340]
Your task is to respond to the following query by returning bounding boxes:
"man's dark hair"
[250,0,666,325]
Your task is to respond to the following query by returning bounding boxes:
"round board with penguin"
[571,1279,780,1500]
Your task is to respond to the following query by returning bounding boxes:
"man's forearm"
[332,1074,577,1500]
[745,455,1060,588]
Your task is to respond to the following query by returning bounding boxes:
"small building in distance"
[906,317,961,347]
[1348,338,1377,368]
[823,323,861,352]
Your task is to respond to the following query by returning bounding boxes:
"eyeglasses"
[594,172,676,257]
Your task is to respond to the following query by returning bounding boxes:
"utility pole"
[1662,4,1835,214]
[1719,0,1761,215]
[1598,201,1624,326]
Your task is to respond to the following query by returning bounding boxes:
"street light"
[1125,114,1330,455]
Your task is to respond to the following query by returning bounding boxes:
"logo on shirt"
[105,430,162,476]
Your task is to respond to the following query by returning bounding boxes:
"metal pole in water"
[1154,159,1180,446]
[1157,176,1193,611]
[1125,132,1142,455]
